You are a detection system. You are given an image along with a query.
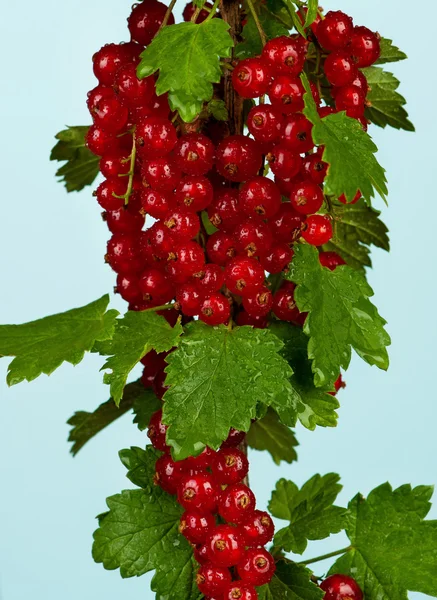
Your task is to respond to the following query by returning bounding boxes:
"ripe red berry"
[115,64,156,108]
[176,281,203,316]
[216,136,262,182]
[269,202,304,243]
[266,145,301,180]
[104,206,145,234]
[180,510,216,544]
[128,0,175,46]
[232,57,272,99]
[182,1,213,23]
[200,293,231,326]
[320,574,363,600]
[148,410,169,452]
[146,221,174,259]
[236,311,268,329]
[195,263,225,294]
[205,525,246,567]
[92,43,131,86]
[95,178,128,211]
[166,241,205,283]
[207,232,237,266]
[116,273,142,304]
[106,233,143,274]
[208,189,243,232]
[225,256,265,296]
[241,510,275,547]
[221,429,246,448]
[211,448,249,485]
[239,177,281,219]
[181,446,215,472]
[350,25,381,67]
[335,85,366,119]
[324,51,358,87]
[163,208,200,241]
[280,113,314,153]
[318,106,337,119]
[237,548,276,586]
[175,176,214,212]
[233,219,273,258]
[268,75,305,114]
[316,10,354,51]
[302,214,333,245]
[141,350,168,386]
[218,483,256,524]
[142,157,182,192]
[262,35,307,76]
[242,285,273,318]
[141,188,174,219]
[223,582,258,600]
[272,285,301,322]
[136,116,178,157]
[174,133,215,175]
[90,92,129,134]
[100,150,131,178]
[247,104,282,143]
[153,370,169,399]
[301,153,328,185]
[260,244,293,274]
[154,454,187,495]
[86,125,121,156]
[319,251,346,270]
[196,564,232,596]
[290,180,324,215]
[194,543,210,565]
[178,473,219,512]
[139,268,174,304]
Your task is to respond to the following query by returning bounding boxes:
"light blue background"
[0,0,435,598]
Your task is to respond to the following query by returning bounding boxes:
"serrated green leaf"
[236,12,290,58]
[270,474,347,554]
[286,244,391,388]
[304,0,318,28]
[363,66,414,131]
[265,0,294,29]
[95,310,183,406]
[247,409,298,465]
[207,98,229,121]
[0,295,118,386]
[163,322,300,460]
[329,483,437,600]
[118,445,158,489]
[50,126,99,192]
[137,20,233,123]
[67,380,156,456]
[302,74,388,203]
[323,199,390,273]
[375,37,407,65]
[259,561,324,600]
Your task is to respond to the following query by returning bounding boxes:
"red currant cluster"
[148,409,276,600]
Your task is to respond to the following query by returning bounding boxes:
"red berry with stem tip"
[225,256,265,296]
[194,543,210,565]
[95,178,128,211]
[174,133,215,175]
[167,241,205,283]
[179,510,216,545]
[335,85,366,119]
[183,1,214,23]
[319,251,346,270]
[196,564,232,597]
[301,154,328,185]
[235,311,268,329]
[268,75,305,114]
[269,202,305,243]
[239,177,281,219]
[176,281,203,316]
[350,26,381,67]
[290,180,324,215]
[302,214,333,245]
[232,57,272,99]
[141,188,174,219]
[221,429,246,448]
[272,285,301,322]
[324,51,358,87]
[260,244,294,274]
[195,263,225,294]
[218,484,256,524]
[243,285,273,317]
[339,190,361,204]
[106,233,143,274]
[105,206,145,234]
[147,409,169,452]
[178,473,219,512]
[200,293,231,326]
[154,454,187,495]
[100,150,131,178]
[90,92,129,134]
[316,10,354,51]
[206,525,246,567]
[142,157,182,192]
[320,574,363,600]
[247,104,282,143]
[114,64,156,108]
[233,219,273,258]
[211,448,249,485]
[92,43,131,86]
[146,221,175,259]
[208,189,243,233]
[216,136,262,182]
[86,125,120,156]
[116,273,142,304]
[266,145,301,180]
[175,176,214,212]
[241,510,275,547]
[139,268,174,304]
[136,116,178,158]
[237,548,276,586]
[280,113,314,153]
[128,0,174,46]
[206,232,237,266]
[275,174,301,198]
[262,35,307,76]
[163,208,200,241]
[223,582,258,600]
[349,71,369,97]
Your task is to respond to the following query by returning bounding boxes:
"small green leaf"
[363,66,414,131]
[137,20,233,123]
[118,445,158,489]
[247,409,299,465]
[0,295,118,386]
[258,561,324,600]
[269,474,347,555]
[50,126,99,192]
[286,244,391,388]
[375,38,407,64]
[163,322,300,460]
[95,310,183,406]
[304,0,318,28]
[236,12,289,58]
[302,73,388,203]
[207,99,229,121]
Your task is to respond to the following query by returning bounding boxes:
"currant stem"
[124,132,137,206]
[191,7,201,22]
[161,0,178,30]
[246,0,267,47]
[204,0,221,21]
[297,546,352,566]
[144,303,175,312]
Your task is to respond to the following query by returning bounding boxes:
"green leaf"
[137,20,233,123]
[375,38,407,64]
[363,66,414,131]
[329,483,437,600]
[269,322,340,430]
[265,0,294,29]
[95,310,183,406]
[236,12,290,58]
[302,73,388,203]
[286,244,391,388]
[322,199,390,273]
[207,98,229,121]
[303,0,318,28]
[258,561,324,600]
[246,409,299,465]
[163,321,299,460]
[0,295,118,386]
[67,380,158,456]
[269,474,347,555]
[118,445,158,489]
[50,126,99,192]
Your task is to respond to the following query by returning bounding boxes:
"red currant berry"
[92,44,131,86]
[141,350,168,386]
[174,175,213,212]
[106,233,143,274]
[180,510,216,544]
[181,446,215,472]
[86,125,120,156]
[100,150,131,178]
[237,548,276,586]
[223,582,258,600]
[233,219,273,258]
[116,273,142,304]
[232,57,272,99]
[235,311,268,329]
[241,510,275,547]
[296,7,321,34]
[335,85,366,119]
[262,35,307,76]
[105,206,145,234]
[146,221,174,259]
[90,91,129,134]
[195,263,225,294]
[167,241,205,283]
[206,525,246,567]
[320,574,363,600]
[221,429,246,448]
[218,483,256,524]
[339,190,361,204]
[200,293,231,326]
[196,564,232,597]
[301,153,328,185]
[324,51,358,87]
[260,244,293,274]
[174,133,215,175]
[243,285,273,317]
[128,0,175,46]
[206,232,237,266]
[95,178,128,211]
[208,189,242,232]
[290,180,324,215]
[349,71,369,97]
[319,251,346,270]
[139,268,174,304]
[154,453,187,495]
[163,208,200,241]
[178,473,219,512]
[211,448,249,485]
[194,543,210,565]
[268,75,305,114]
[350,26,380,67]
[239,177,281,219]
[302,214,333,245]
[216,136,262,182]
[280,113,314,153]
[115,64,156,107]
[272,285,301,322]
[141,188,174,220]
[182,1,214,23]
[266,145,301,180]
[136,116,178,157]
[176,281,203,316]
[225,256,265,296]
[142,157,182,192]
[316,10,354,51]
[318,106,337,118]
[247,104,282,143]
[148,409,169,452]
[269,202,304,243]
